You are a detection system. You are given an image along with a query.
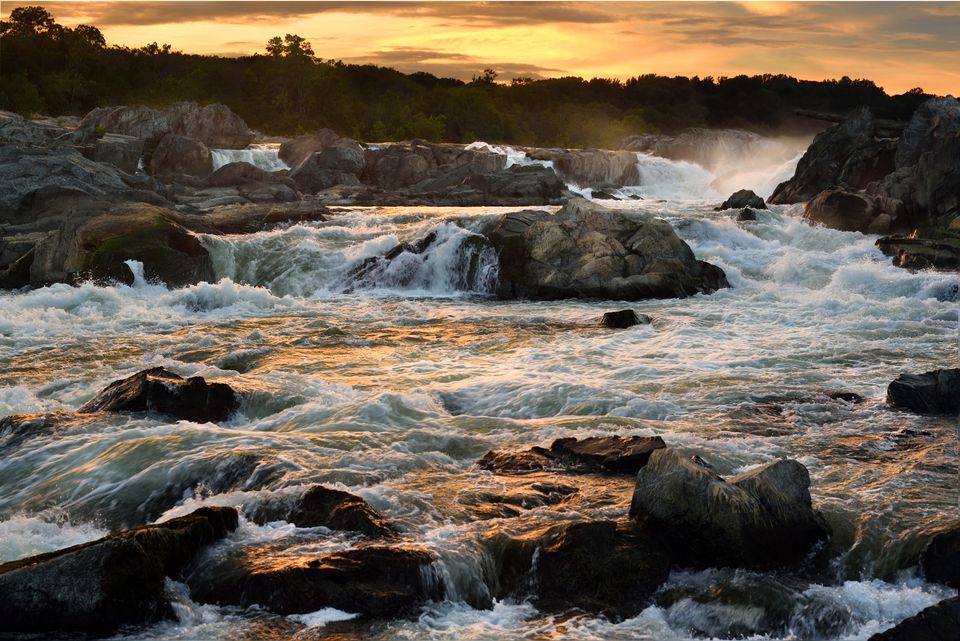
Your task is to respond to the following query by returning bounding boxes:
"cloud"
[349,46,561,81]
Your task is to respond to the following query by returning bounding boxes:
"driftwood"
[795,108,905,136]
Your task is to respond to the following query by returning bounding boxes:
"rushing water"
[0,149,957,639]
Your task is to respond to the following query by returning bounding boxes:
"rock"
[199,161,299,203]
[185,201,327,234]
[488,198,729,300]
[0,506,238,636]
[527,148,639,187]
[718,189,766,210]
[203,160,279,187]
[149,133,212,178]
[403,164,564,206]
[91,133,144,174]
[187,542,442,618]
[77,102,253,150]
[866,596,960,641]
[278,129,341,168]
[0,411,77,447]
[803,188,882,233]
[479,435,666,476]
[76,105,171,146]
[600,309,651,328]
[457,482,579,520]
[483,519,670,618]
[892,97,960,221]
[250,485,395,537]
[78,367,240,422]
[736,207,758,222]
[362,141,506,191]
[629,448,830,568]
[875,233,960,270]
[828,391,863,403]
[922,524,960,588]
[886,369,960,414]
[290,139,365,193]
[0,110,71,147]
[770,106,897,205]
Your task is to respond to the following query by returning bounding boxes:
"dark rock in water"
[279,129,342,169]
[479,435,666,476]
[828,391,863,403]
[188,201,327,235]
[457,481,579,520]
[867,596,960,641]
[717,189,766,211]
[79,367,239,422]
[483,519,670,618]
[922,525,960,588]
[876,233,960,271]
[629,448,830,568]
[488,198,729,300]
[149,133,212,178]
[187,543,442,618]
[203,161,281,187]
[526,148,639,187]
[362,140,505,191]
[886,369,960,415]
[0,410,77,447]
[290,139,365,193]
[600,309,651,328]
[803,188,887,234]
[736,207,758,222]
[251,485,395,537]
[0,506,238,636]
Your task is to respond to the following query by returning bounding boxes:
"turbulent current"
[0,150,957,639]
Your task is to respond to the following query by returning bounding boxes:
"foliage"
[0,7,938,146]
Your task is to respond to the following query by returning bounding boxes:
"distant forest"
[0,6,937,148]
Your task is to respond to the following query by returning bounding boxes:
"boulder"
[0,410,79,447]
[187,543,442,618]
[770,107,896,205]
[0,506,238,636]
[483,519,670,618]
[488,198,728,300]
[91,133,144,174]
[75,105,171,146]
[600,309,651,328]
[922,524,960,588]
[0,110,71,147]
[886,369,960,414]
[875,233,960,271]
[736,207,758,222]
[479,435,666,476]
[803,188,885,233]
[185,201,327,235]
[290,139,365,193]
[867,596,960,641]
[78,367,239,422]
[527,148,639,187]
[361,141,507,191]
[278,129,341,168]
[629,448,830,568]
[718,189,766,210]
[250,485,395,537]
[77,102,253,150]
[203,160,278,188]
[149,133,212,178]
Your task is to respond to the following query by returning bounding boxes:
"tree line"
[0,6,936,147]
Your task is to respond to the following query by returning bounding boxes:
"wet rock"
[875,232,960,271]
[886,369,960,415]
[484,519,671,618]
[629,448,830,568]
[527,148,639,187]
[0,506,238,636]
[600,309,651,328]
[867,596,960,641]
[488,198,729,300]
[78,367,240,422]
[479,435,666,476]
[828,391,863,403]
[457,482,579,519]
[187,543,442,618]
[922,524,960,588]
[803,188,885,233]
[717,189,766,210]
[278,129,341,168]
[426,164,566,206]
[0,411,76,447]
[251,485,395,537]
[190,201,327,234]
[736,207,758,222]
[149,133,212,178]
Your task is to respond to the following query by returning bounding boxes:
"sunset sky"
[15,1,960,96]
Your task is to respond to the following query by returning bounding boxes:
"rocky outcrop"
[875,232,960,270]
[867,596,960,641]
[629,448,830,568]
[149,133,213,178]
[718,189,766,210]
[0,506,238,636]
[526,148,639,187]
[600,309,651,328]
[922,524,960,588]
[187,542,442,618]
[362,140,506,191]
[804,188,888,233]
[770,106,896,205]
[290,138,365,193]
[488,198,728,300]
[479,435,666,475]
[78,367,239,422]
[250,485,395,537]
[278,129,341,168]
[484,519,670,618]
[89,132,143,174]
[887,369,960,415]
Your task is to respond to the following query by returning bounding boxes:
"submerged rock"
[187,543,442,618]
[251,485,395,537]
[629,448,830,568]
[736,207,758,222]
[600,309,651,328]
[479,435,666,476]
[922,524,960,588]
[0,506,238,636]
[488,198,728,300]
[886,369,960,415]
[717,189,766,210]
[79,367,240,422]
[867,596,960,641]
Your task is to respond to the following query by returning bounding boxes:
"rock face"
[79,367,240,422]
[479,435,666,476]
[718,189,766,210]
[187,543,442,618]
[251,485,395,537]
[149,133,213,178]
[886,369,960,414]
[362,140,506,191]
[867,596,960,641]
[488,198,728,300]
[484,519,670,618]
[600,309,651,328]
[527,148,639,187]
[90,133,144,174]
[77,102,253,150]
[922,524,960,588]
[770,106,896,205]
[804,188,886,233]
[875,232,960,270]
[278,129,341,168]
[290,138,365,193]
[629,448,830,568]
[0,506,238,636]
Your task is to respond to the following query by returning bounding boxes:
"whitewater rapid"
[0,194,957,639]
